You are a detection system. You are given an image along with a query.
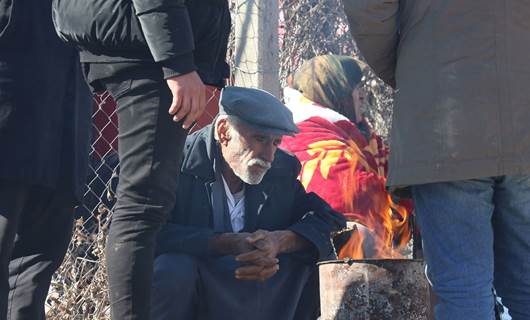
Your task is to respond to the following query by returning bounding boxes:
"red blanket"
[281,88,412,257]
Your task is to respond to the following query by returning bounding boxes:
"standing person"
[343,1,530,319]
[0,0,91,318]
[52,0,227,318]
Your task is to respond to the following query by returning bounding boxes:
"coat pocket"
[0,0,14,39]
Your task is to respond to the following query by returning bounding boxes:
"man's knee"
[152,254,199,296]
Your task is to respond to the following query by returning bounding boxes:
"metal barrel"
[319,259,431,320]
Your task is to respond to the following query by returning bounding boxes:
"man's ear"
[216,118,230,146]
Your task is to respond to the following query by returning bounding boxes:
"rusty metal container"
[319,259,430,320]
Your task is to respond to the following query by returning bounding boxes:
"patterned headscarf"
[292,55,365,122]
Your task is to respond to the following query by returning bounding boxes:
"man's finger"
[235,264,279,281]
[182,91,203,129]
[252,239,269,251]
[235,249,268,263]
[257,265,280,281]
[241,254,278,267]
[254,256,278,267]
[168,94,181,115]
[235,264,263,278]
[246,231,267,244]
[173,95,191,122]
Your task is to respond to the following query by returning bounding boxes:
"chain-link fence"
[279,0,394,140]
[46,87,223,319]
[46,1,394,318]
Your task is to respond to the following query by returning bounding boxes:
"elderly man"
[151,86,345,320]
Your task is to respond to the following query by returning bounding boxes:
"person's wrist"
[271,230,290,254]
[161,53,196,79]
[231,233,252,255]
[208,233,238,256]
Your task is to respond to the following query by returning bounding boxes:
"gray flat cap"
[219,86,300,136]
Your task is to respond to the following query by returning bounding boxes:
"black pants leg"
[0,182,28,320]
[0,182,74,320]
[86,63,187,320]
[7,189,74,320]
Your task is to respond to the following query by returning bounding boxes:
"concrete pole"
[234,0,280,98]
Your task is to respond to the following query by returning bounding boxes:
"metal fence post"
[234,0,280,97]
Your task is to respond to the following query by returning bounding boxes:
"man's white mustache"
[247,158,272,169]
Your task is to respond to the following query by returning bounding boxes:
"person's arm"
[269,230,311,254]
[156,222,261,257]
[132,0,205,129]
[208,233,255,256]
[132,0,194,76]
[157,219,274,257]
[286,180,346,261]
[235,229,311,263]
[342,0,400,88]
[155,223,215,257]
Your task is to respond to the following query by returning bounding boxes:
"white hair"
[214,115,243,141]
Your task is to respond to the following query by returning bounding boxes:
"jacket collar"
[181,125,218,182]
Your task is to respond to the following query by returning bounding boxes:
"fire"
[292,135,413,260]
[338,171,412,260]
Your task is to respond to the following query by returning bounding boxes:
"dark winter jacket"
[344,0,530,186]
[53,0,230,81]
[155,125,346,262]
[0,0,91,201]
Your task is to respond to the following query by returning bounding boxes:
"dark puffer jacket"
[53,0,229,80]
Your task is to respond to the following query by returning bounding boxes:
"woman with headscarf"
[280,55,412,259]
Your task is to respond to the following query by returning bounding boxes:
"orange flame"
[338,225,366,260]
[296,136,412,260]
[338,169,412,260]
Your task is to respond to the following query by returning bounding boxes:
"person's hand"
[234,230,282,281]
[234,259,279,281]
[166,71,205,129]
[208,232,254,256]
[230,232,255,255]
[246,230,282,259]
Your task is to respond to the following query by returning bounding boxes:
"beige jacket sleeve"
[342,0,399,88]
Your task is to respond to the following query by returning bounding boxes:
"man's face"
[223,122,282,185]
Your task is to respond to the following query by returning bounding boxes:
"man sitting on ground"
[151,86,346,320]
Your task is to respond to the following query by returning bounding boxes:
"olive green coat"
[344,0,530,186]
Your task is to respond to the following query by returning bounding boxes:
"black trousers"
[0,182,74,320]
[85,63,188,320]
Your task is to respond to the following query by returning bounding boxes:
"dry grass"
[47,207,111,320]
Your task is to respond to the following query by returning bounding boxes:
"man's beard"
[233,157,271,185]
